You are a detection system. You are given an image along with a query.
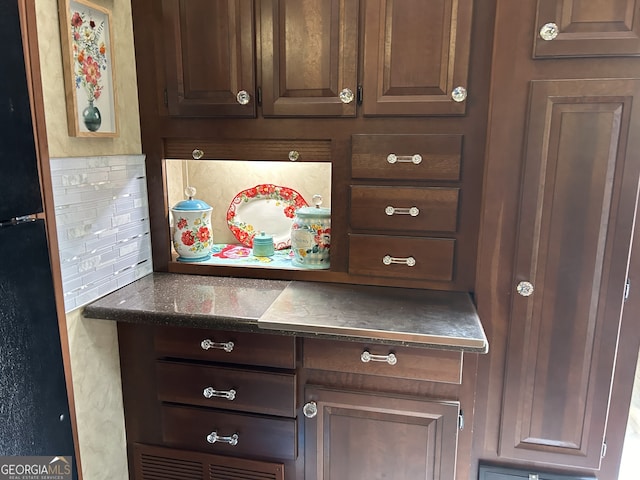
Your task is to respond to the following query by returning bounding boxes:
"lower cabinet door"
[303,386,460,480]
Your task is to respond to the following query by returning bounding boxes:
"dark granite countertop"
[83,272,488,353]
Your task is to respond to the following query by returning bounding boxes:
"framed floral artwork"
[59,0,118,136]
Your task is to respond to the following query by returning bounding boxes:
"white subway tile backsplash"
[51,154,153,312]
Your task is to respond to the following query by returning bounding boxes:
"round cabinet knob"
[539,22,559,41]
[451,86,467,102]
[303,401,318,418]
[288,150,300,161]
[339,88,354,104]
[192,149,204,160]
[516,281,534,297]
[236,90,251,105]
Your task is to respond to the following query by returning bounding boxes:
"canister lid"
[295,194,330,218]
[172,186,212,211]
[253,231,274,245]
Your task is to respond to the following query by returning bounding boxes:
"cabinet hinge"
[357,85,363,105]
[601,440,607,459]
[624,278,630,301]
[163,89,168,107]
[257,87,262,106]
[458,409,464,430]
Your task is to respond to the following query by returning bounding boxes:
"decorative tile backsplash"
[50,154,153,312]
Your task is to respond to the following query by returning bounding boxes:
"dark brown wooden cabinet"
[259,0,359,117]
[301,338,467,480]
[499,78,640,469]
[159,0,475,118]
[117,322,475,480]
[161,0,256,117]
[348,134,462,284]
[533,0,640,57]
[474,0,640,477]
[362,0,473,115]
[303,386,460,480]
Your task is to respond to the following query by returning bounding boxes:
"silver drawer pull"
[385,206,419,217]
[386,154,422,165]
[382,255,416,267]
[361,350,397,365]
[200,339,234,352]
[206,431,239,446]
[203,387,236,401]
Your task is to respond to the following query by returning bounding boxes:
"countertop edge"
[82,274,489,353]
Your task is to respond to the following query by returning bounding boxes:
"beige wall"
[35,0,141,478]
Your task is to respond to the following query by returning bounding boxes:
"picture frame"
[59,0,118,137]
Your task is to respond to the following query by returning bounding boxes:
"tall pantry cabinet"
[474,0,640,478]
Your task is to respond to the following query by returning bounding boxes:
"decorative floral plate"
[226,184,308,249]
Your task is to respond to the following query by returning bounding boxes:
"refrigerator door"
[0,0,43,221]
[0,220,76,477]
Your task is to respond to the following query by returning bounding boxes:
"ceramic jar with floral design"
[291,195,331,269]
[171,197,213,262]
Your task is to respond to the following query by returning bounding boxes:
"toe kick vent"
[134,443,284,480]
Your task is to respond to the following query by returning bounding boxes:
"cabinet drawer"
[350,185,459,232]
[156,361,296,417]
[154,327,296,369]
[351,134,462,181]
[303,338,462,384]
[349,234,455,281]
[162,404,297,461]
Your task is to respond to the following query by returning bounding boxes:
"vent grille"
[210,464,278,480]
[134,444,284,480]
[140,453,202,480]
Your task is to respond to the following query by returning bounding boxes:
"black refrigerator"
[0,0,77,475]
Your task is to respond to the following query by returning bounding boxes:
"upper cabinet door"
[362,0,473,116]
[260,0,359,117]
[534,0,640,57]
[162,0,256,117]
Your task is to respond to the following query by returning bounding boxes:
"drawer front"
[154,327,296,369]
[303,338,463,384]
[350,185,459,232]
[161,404,297,461]
[156,361,296,417]
[351,134,462,181]
[348,234,455,281]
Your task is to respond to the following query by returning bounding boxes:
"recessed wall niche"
[165,159,332,264]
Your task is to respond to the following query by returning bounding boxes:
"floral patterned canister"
[291,195,331,269]
[171,192,213,262]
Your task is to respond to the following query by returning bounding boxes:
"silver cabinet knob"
[451,86,467,102]
[539,22,559,41]
[192,149,204,160]
[236,90,251,105]
[516,281,534,297]
[288,150,300,161]
[339,88,354,104]
[303,401,318,418]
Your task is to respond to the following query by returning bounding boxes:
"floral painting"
[60,0,117,136]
